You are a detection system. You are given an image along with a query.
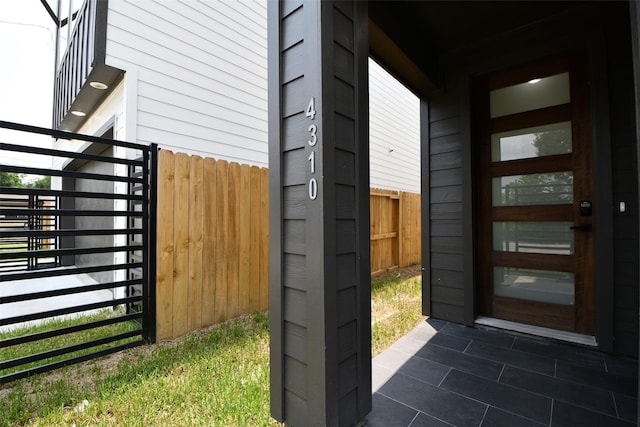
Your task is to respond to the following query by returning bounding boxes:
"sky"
[0,0,57,168]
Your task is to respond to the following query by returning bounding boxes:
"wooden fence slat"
[227,162,241,319]
[173,152,191,338]
[249,166,261,312]
[202,157,217,327]
[259,167,269,311]
[239,164,252,314]
[399,191,421,267]
[188,155,204,331]
[156,150,175,340]
[214,160,229,323]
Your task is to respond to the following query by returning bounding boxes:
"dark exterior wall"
[428,89,468,324]
[425,2,638,356]
[607,6,639,356]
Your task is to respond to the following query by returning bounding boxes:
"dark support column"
[628,2,640,424]
[269,1,371,426]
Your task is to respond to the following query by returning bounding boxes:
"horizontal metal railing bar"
[1,295,142,326]
[0,209,143,217]
[0,240,28,245]
[0,165,144,185]
[1,312,143,348]
[0,142,143,167]
[0,329,142,370]
[1,279,142,304]
[0,244,141,261]
[0,339,145,384]
[0,120,149,151]
[0,186,144,201]
[0,262,142,282]
[0,228,142,238]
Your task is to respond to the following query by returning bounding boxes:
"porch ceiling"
[368,0,588,95]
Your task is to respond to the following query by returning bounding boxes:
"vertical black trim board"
[148,144,158,343]
[420,98,431,316]
[267,0,284,421]
[588,27,615,353]
[354,1,372,418]
[627,1,640,420]
[94,0,109,64]
[460,79,475,327]
[309,1,330,424]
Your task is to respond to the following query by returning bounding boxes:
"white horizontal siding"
[102,1,420,185]
[105,0,268,167]
[369,58,421,194]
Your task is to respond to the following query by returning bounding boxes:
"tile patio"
[366,319,638,427]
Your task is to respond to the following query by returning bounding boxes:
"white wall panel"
[369,58,421,193]
[105,0,268,167]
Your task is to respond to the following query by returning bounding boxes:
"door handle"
[570,223,592,232]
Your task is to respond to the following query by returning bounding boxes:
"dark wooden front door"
[475,55,595,334]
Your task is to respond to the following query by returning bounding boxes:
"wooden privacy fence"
[370,188,421,275]
[156,150,269,340]
[156,151,421,340]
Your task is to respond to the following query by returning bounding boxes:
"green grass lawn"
[1,268,423,426]
[371,267,424,356]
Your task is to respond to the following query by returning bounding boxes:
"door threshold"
[475,316,597,347]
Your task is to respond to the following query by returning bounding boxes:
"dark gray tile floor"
[367,319,638,427]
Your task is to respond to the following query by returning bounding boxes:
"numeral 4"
[306,97,316,120]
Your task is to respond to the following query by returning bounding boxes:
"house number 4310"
[306,97,318,200]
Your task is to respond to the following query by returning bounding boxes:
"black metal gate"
[0,121,157,383]
[0,192,60,272]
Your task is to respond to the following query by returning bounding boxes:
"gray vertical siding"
[270,1,370,425]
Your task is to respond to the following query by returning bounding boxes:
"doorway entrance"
[475,55,595,334]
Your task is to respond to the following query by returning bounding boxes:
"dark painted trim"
[460,76,475,328]
[589,26,615,353]
[267,0,284,421]
[627,1,640,423]
[305,1,332,423]
[94,0,109,65]
[420,98,431,316]
[355,1,372,418]
[315,2,333,423]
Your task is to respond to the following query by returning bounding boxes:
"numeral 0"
[308,178,318,200]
